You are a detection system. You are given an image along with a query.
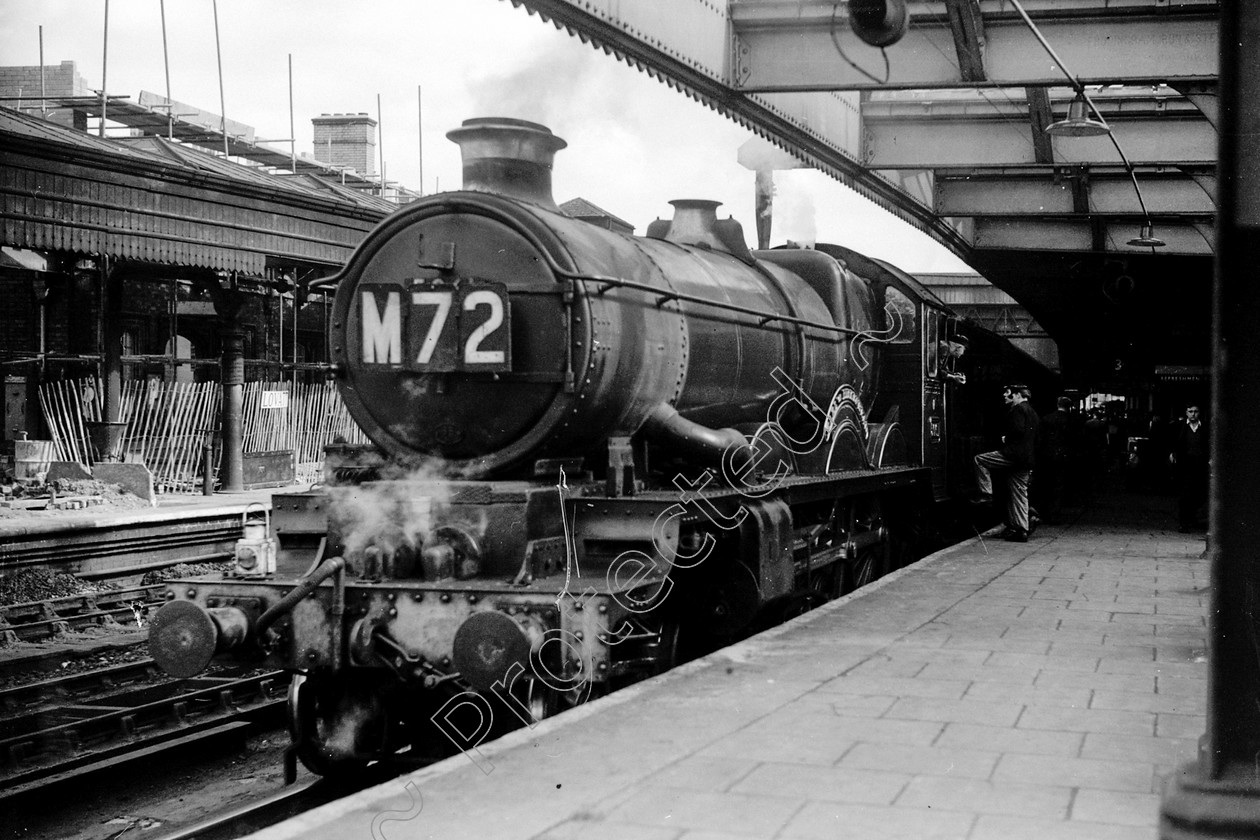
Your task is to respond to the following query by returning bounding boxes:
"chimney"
[446,117,566,210]
[311,112,376,174]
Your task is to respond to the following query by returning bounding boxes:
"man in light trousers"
[972,384,1040,542]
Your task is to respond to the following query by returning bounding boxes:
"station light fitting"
[850,0,909,48]
[1127,222,1166,248]
[1010,0,1160,255]
[1044,93,1111,138]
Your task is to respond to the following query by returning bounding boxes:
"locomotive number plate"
[357,281,511,373]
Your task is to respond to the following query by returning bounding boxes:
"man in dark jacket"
[972,384,1040,541]
[1169,404,1209,532]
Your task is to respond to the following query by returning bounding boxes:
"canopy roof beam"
[971,217,1215,254]
[864,112,1216,168]
[729,0,1219,92]
[935,166,1218,215]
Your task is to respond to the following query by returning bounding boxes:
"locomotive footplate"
[614,464,930,505]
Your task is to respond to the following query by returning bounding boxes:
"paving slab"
[247,489,1208,840]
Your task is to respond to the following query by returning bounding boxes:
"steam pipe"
[643,403,748,469]
[255,556,346,637]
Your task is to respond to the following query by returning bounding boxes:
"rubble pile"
[0,477,150,516]
[141,561,233,585]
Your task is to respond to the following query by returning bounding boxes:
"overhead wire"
[1006,0,1154,224]
[914,3,1053,152]
[912,0,1165,251]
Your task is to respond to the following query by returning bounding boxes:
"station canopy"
[507,0,1218,385]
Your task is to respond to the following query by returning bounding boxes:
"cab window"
[926,311,940,376]
[883,286,916,345]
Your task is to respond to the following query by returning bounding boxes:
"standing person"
[1169,404,1209,532]
[971,384,1040,542]
[1036,396,1075,524]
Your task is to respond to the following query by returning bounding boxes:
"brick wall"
[311,113,377,175]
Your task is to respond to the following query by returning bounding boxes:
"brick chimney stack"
[0,61,92,130]
[311,112,377,175]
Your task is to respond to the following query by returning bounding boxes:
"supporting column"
[213,287,247,493]
[91,258,127,462]
[1159,3,1260,837]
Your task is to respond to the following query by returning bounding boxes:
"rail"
[0,585,165,644]
[0,667,286,799]
[0,658,163,715]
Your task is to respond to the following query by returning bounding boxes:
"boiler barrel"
[330,195,863,475]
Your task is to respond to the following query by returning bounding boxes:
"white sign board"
[260,391,289,410]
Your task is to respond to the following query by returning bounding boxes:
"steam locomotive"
[148,117,1047,776]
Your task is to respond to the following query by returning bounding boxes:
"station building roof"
[560,197,636,234]
[0,106,391,275]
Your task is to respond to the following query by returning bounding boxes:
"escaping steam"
[468,47,603,128]
[322,700,373,758]
[327,459,455,561]
[776,170,819,250]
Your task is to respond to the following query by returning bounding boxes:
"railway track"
[0,657,164,715]
[0,584,165,645]
[0,666,286,801]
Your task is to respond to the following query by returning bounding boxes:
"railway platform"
[0,487,277,579]
[0,487,276,540]
[0,487,279,669]
[248,487,1208,840]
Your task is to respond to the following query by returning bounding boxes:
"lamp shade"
[1127,223,1166,248]
[1045,94,1111,137]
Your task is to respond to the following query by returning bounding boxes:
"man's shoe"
[1003,530,1029,543]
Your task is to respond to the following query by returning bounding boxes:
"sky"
[0,0,971,272]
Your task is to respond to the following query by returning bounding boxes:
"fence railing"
[36,378,367,492]
[240,381,369,485]
[125,381,222,493]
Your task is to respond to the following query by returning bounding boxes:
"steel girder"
[934,166,1217,215]
[862,89,1216,168]
[972,217,1214,254]
[729,0,1219,91]
[866,117,1214,166]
